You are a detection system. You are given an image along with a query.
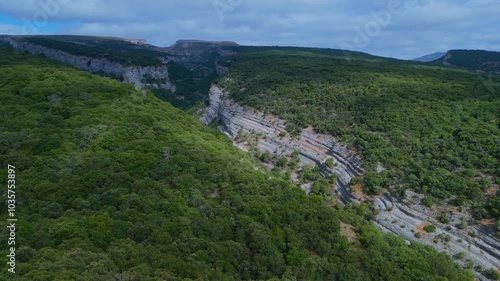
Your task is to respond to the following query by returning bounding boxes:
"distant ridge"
[413,52,445,62]
[169,39,239,48]
[437,49,500,73]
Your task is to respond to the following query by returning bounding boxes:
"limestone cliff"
[200,84,500,279]
[6,39,175,91]
[200,85,363,203]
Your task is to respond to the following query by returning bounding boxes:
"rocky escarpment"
[200,85,363,203]
[6,39,175,91]
[376,192,499,280]
[200,85,500,279]
[168,40,237,72]
[440,49,500,74]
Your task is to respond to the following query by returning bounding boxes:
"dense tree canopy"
[0,48,475,280]
[218,47,500,220]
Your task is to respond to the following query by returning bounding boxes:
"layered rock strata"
[201,85,500,279]
[200,85,363,203]
[6,39,175,91]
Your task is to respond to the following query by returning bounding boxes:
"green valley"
[0,47,478,280]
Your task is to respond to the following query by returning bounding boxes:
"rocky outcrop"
[122,38,148,45]
[375,192,499,280]
[167,40,237,72]
[200,85,363,203]
[200,85,224,125]
[122,65,175,91]
[442,51,453,66]
[440,49,500,74]
[200,84,500,279]
[6,39,175,91]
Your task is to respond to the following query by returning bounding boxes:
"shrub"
[438,213,450,224]
[325,158,336,169]
[424,224,436,233]
[422,196,435,208]
[484,268,500,280]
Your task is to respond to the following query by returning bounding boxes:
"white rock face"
[200,85,364,203]
[375,193,500,278]
[200,85,224,125]
[201,85,500,278]
[8,40,175,91]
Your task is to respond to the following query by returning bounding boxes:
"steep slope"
[0,48,477,280]
[3,35,173,84]
[1,35,232,109]
[206,46,500,278]
[167,39,238,72]
[200,85,500,278]
[413,52,446,62]
[200,85,364,204]
[217,46,499,216]
[438,49,500,73]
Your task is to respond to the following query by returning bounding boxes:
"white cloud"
[0,0,499,58]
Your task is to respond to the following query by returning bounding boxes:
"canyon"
[1,37,237,94]
[201,84,500,280]
[2,35,498,278]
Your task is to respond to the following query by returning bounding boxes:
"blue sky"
[0,0,499,59]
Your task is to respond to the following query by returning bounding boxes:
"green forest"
[218,47,500,220]
[0,48,477,280]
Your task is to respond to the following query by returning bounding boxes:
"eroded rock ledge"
[5,39,175,91]
[376,192,499,279]
[201,84,500,279]
[200,85,363,203]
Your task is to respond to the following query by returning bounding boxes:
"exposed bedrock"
[200,85,363,204]
[200,84,500,279]
[6,39,175,91]
[376,192,499,279]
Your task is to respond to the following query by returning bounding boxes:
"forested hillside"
[2,35,219,109]
[438,49,500,73]
[218,47,500,220]
[0,48,475,280]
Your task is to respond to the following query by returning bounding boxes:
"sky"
[0,0,499,59]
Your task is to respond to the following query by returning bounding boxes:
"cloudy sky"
[0,0,498,59]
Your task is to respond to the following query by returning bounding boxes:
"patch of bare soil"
[416,222,430,233]
[480,218,496,227]
[351,184,367,201]
[487,185,498,196]
[340,222,357,242]
[210,188,220,198]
